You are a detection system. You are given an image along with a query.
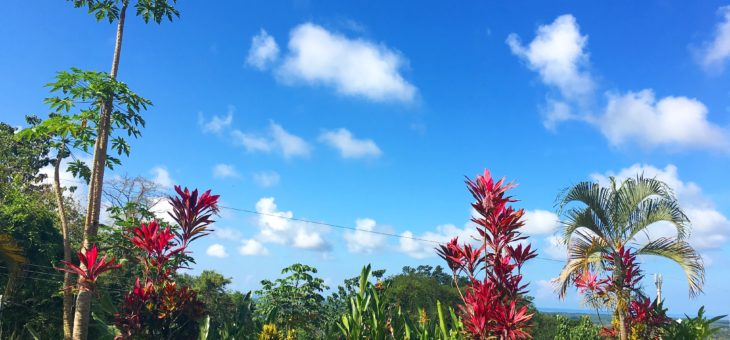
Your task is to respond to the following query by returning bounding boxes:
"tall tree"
[64,2,180,338]
[18,69,150,340]
[554,176,705,340]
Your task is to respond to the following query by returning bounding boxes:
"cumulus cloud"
[213,164,239,179]
[213,227,242,241]
[541,235,568,260]
[239,239,270,256]
[591,164,730,250]
[509,14,729,151]
[252,171,281,188]
[319,128,382,159]
[251,23,416,102]
[597,90,728,150]
[149,197,176,224]
[247,29,280,70]
[523,210,561,235]
[231,121,311,159]
[535,279,559,298]
[399,224,477,259]
[698,6,730,72]
[507,14,593,101]
[198,106,234,134]
[206,244,229,258]
[39,155,91,204]
[254,197,331,251]
[150,166,174,188]
[343,218,387,253]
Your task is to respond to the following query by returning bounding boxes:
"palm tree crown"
[555,175,704,298]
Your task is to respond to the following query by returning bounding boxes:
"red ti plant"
[56,244,122,291]
[114,186,218,339]
[573,246,670,339]
[168,186,219,246]
[437,169,537,339]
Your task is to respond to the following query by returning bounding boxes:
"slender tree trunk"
[52,151,75,340]
[614,258,629,340]
[72,2,128,339]
[618,306,628,340]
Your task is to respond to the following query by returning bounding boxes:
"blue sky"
[2,1,730,316]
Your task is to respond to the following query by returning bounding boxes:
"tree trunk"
[52,151,75,340]
[613,258,629,340]
[618,306,628,340]
[72,2,128,339]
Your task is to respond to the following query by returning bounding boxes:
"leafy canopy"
[18,68,150,182]
[70,0,180,24]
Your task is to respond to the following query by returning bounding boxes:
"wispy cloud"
[231,121,311,159]
[246,29,280,70]
[319,128,382,159]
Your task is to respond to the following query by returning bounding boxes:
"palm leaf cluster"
[555,175,704,297]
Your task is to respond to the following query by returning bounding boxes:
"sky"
[2,1,730,316]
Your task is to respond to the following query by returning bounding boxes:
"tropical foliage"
[437,169,536,339]
[3,114,729,340]
[555,176,705,340]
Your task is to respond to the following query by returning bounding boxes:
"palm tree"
[554,176,704,340]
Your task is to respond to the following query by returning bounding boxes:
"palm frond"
[626,197,689,241]
[556,233,608,298]
[558,181,613,238]
[562,207,611,244]
[637,237,704,297]
[568,230,609,265]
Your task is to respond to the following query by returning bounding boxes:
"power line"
[54,178,567,263]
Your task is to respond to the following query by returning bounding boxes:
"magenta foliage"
[437,169,536,339]
[114,186,218,339]
[56,244,122,291]
[168,185,219,246]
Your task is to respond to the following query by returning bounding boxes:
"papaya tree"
[63,2,181,338]
[18,68,150,340]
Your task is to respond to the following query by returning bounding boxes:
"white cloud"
[597,90,728,150]
[698,6,730,72]
[509,15,730,151]
[343,218,387,253]
[213,227,242,241]
[239,239,270,256]
[507,14,593,101]
[319,128,382,159]
[231,130,273,153]
[247,29,280,70]
[39,155,91,206]
[150,197,176,224]
[399,224,477,259]
[254,197,331,251]
[591,164,730,250]
[535,279,558,298]
[252,171,281,187]
[198,106,234,134]
[231,121,311,159]
[276,23,416,102]
[213,164,239,178]
[150,166,174,188]
[542,235,567,260]
[206,244,229,258]
[523,210,561,235]
[270,122,312,158]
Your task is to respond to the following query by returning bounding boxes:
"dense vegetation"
[1,1,728,339]
[2,123,727,339]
